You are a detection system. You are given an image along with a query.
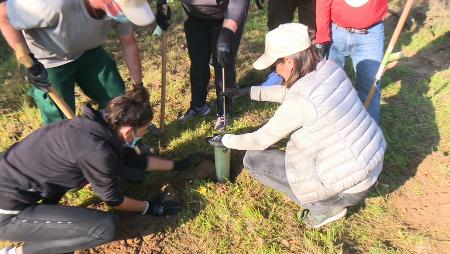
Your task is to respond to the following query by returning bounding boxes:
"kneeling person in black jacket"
[0,86,188,254]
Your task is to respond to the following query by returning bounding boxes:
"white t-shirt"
[8,0,132,68]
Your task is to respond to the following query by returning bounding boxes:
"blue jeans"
[328,22,385,123]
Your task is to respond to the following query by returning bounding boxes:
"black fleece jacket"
[181,0,249,26]
[0,106,127,210]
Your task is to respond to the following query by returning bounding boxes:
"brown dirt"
[76,159,219,254]
[390,152,450,252]
[386,3,450,253]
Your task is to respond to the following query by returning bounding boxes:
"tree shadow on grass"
[375,29,449,192]
[343,3,449,225]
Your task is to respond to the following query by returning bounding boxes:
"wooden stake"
[364,0,415,108]
[160,31,168,133]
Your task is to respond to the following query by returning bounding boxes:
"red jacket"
[316,0,387,44]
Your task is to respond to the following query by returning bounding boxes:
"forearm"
[250,85,287,103]
[112,196,147,213]
[225,0,249,28]
[146,156,174,171]
[222,98,316,150]
[222,19,238,33]
[0,3,28,53]
[120,33,142,85]
[315,0,333,44]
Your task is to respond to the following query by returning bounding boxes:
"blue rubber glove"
[260,71,284,87]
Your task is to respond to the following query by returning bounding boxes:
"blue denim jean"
[328,22,385,123]
[243,150,370,216]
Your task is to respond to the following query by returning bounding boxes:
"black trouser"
[267,0,316,31]
[0,205,118,254]
[184,15,246,116]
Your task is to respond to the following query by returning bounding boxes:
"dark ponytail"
[104,86,153,131]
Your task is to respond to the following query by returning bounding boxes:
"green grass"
[1,1,449,253]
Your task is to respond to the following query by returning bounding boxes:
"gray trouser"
[0,205,118,254]
[243,150,370,215]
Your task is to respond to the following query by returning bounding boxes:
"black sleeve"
[225,0,250,26]
[77,147,124,207]
[122,147,147,169]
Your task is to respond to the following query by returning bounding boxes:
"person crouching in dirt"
[208,23,387,228]
[0,87,192,254]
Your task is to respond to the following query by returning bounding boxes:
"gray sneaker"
[215,114,231,131]
[299,207,347,228]
[179,105,211,122]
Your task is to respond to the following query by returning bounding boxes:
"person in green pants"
[0,0,155,124]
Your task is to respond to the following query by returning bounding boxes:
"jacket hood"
[69,105,122,151]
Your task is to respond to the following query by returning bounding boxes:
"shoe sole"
[313,208,347,228]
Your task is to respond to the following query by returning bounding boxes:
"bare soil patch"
[77,158,221,254]
[390,152,450,252]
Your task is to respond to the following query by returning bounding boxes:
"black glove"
[255,0,264,10]
[173,155,195,171]
[206,135,224,148]
[236,86,251,97]
[144,193,182,216]
[220,86,251,99]
[314,43,330,59]
[156,0,171,31]
[217,27,234,67]
[26,54,51,92]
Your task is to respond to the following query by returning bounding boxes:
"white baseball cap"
[253,23,312,70]
[344,0,369,7]
[114,0,155,26]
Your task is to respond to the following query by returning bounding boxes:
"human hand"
[26,54,51,92]
[206,135,224,148]
[173,155,195,171]
[217,28,234,67]
[156,0,171,31]
[219,87,251,99]
[314,43,330,59]
[143,193,182,216]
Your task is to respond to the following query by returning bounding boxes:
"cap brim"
[253,53,278,70]
[120,2,155,26]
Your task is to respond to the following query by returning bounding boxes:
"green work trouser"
[29,46,125,124]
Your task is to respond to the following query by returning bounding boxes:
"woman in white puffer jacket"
[211,23,386,228]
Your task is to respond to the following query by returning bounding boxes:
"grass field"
[1,1,449,253]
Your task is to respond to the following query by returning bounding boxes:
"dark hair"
[283,46,322,88]
[104,86,153,131]
[281,28,322,88]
